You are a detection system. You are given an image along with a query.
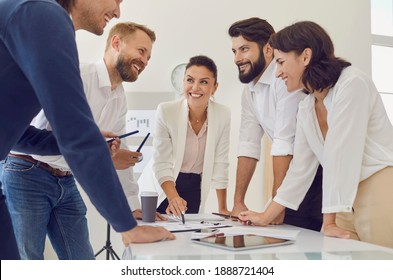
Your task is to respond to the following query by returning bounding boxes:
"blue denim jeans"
[0,184,21,260]
[1,157,94,260]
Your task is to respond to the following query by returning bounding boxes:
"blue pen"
[136,133,150,152]
[106,130,139,143]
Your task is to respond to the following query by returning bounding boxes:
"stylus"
[181,212,185,225]
[106,130,139,143]
[212,212,239,220]
[136,133,150,152]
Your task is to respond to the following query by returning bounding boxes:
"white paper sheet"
[164,213,225,222]
[137,220,230,232]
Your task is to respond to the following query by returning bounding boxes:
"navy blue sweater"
[13,126,59,155]
[0,0,137,232]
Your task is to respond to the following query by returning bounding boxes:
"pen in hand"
[135,133,150,163]
[106,130,139,143]
[181,212,185,225]
[136,132,150,152]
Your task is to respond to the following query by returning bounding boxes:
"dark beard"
[238,53,266,84]
[115,55,139,82]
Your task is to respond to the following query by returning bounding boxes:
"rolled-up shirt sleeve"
[158,176,175,186]
[271,85,305,156]
[238,87,264,160]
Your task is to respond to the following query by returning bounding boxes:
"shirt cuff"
[158,176,174,186]
[322,205,353,213]
[210,183,228,190]
[271,139,294,156]
[237,141,261,160]
[273,196,300,211]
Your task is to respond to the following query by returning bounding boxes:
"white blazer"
[152,98,230,212]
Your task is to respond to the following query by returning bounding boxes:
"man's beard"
[115,55,140,82]
[238,53,266,84]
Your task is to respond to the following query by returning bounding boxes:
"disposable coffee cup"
[140,191,158,223]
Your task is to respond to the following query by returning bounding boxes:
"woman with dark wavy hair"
[239,21,393,248]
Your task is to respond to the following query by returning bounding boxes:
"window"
[371,0,393,122]
[371,0,393,94]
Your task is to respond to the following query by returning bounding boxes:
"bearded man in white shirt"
[228,17,323,231]
[1,22,164,260]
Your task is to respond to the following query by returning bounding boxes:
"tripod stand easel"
[95,223,120,260]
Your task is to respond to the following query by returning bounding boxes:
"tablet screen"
[192,234,294,251]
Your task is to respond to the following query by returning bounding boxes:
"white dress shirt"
[28,59,141,210]
[274,66,393,213]
[238,60,306,159]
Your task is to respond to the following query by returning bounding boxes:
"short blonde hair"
[105,22,156,51]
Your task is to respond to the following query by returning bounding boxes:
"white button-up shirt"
[29,59,141,210]
[274,66,393,213]
[238,60,306,159]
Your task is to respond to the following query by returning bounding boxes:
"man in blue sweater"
[0,0,175,260]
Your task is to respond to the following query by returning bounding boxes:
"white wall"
[45,0,371,259]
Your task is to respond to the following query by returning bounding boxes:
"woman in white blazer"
[153,55,231,216]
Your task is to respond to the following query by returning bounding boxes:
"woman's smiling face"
[183,65,218,108]
[274,49,309,92]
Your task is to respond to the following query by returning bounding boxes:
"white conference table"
[130,220,393,260]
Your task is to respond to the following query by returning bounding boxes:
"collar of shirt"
[247,60,276,92]
[95,59,124,97]
[303,88,334,127]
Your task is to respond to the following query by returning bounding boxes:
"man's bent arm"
[13,126,60,156]
[232,156,257,215]
[272,155,292,196]
[270,155,292,224]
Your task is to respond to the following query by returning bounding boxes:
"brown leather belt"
[8,153,72,177]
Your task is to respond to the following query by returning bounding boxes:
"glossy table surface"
[130,221,393,260]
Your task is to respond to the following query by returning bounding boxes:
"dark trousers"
[157,172,201,214]
[0,187,20,260]
[283,165,323,231]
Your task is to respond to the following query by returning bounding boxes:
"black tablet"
[192,234,294,251]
